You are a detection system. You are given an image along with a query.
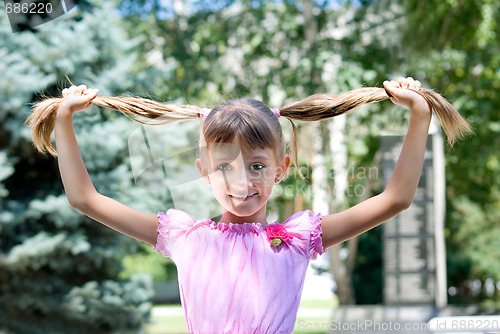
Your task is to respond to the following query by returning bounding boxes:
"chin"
[226,206,258,217]
[223,201,263,217]
[216,193,270,217]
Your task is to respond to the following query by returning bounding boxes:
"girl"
[28,77,470,333]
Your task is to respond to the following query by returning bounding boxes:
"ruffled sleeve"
[308,211,326,260]
[153,208,197,258]
[281,210,326,260]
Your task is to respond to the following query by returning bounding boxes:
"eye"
[217,164,232,171]
[250,163,264,171]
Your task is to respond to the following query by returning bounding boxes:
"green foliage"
[2,2,496,330]
[62,274,153,331]
[401,0,500,304]
[450,196,500,281]
[119,245,177,283]
[0,2,160,332]
[352,225,382,304]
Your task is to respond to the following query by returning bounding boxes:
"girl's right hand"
[59,85,99,114]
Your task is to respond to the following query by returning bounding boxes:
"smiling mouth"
[229,193,258,201]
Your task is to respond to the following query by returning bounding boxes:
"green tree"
[401,0,500,305]
[0,2,163,332]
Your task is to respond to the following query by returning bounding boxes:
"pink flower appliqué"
[266,223,293,247]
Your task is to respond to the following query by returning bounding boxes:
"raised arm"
[55,85,159,245]
[321,77,432,248]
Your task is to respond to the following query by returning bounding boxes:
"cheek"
[258,170,277,190]
[249,167,276,181]
[209,172,247,197]
[209,179,231,203]
[255,174,275,196]
[209,173,230,190]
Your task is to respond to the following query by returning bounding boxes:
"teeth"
[230,194,256,200]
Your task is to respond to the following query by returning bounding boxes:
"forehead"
[207,142,275,161]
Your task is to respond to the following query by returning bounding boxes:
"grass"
[294,318,330,334]
[145,315,188,334]
[294,297,337,334]
[144,298,337,334]
[298,298,337,309]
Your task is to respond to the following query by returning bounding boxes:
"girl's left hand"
[383,77,430,114]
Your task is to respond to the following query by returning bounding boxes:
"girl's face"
[196,139,289,219]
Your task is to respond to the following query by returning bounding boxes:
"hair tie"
[199,108,212,120]
[270,108,281,118]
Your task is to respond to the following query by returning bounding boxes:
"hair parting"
[27,86,472,172]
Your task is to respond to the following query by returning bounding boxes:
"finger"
[67,85,78,95]
[385,80,400,90]
[406,77,416,91]
[400,78,409,89]
[408,77,420,90]
[383,81,397,100]
[383,81,392,97]
[396,77,406,87]
[390,80,400,88]
[85,88,99,100]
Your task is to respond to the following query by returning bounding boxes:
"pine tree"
[0,2,160,333]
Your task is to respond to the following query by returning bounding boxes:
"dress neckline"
[207,219,276,234]
[214,220,269,227]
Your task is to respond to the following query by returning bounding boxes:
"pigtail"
[285,118,301,179]
[279,87,472,146]
[27,98,62,156]
[416,89,472,145]
[27,95,203,156]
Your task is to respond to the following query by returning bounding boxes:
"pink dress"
[153,209,326,334]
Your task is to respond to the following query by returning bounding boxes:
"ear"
[275,154,290,182]
[196,158,211,186]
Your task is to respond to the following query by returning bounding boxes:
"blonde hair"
[27,87,472,179]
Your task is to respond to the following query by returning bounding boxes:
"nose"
[234,168,253,186]
[225,167,253,194]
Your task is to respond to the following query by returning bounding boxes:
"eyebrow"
[211,153,238,161]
